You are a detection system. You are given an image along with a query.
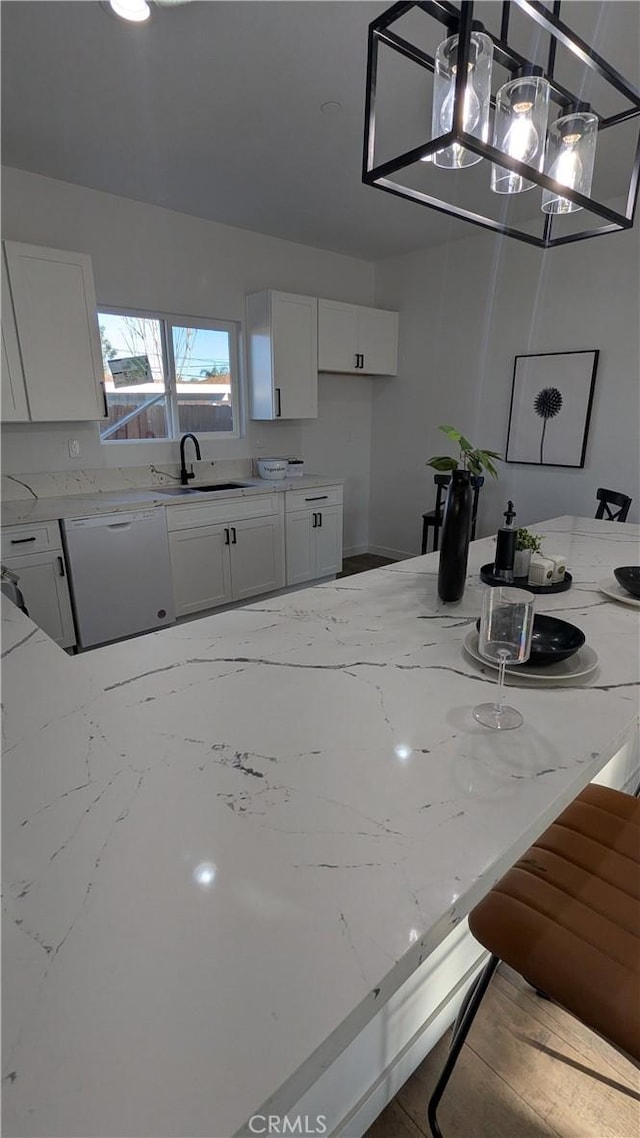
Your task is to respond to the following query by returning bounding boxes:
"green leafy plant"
[426,425,501,479]
[516,527,543,553]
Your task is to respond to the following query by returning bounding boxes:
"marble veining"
[1,473,341,526]
[1,459,255,501]
[2,517,639,1138]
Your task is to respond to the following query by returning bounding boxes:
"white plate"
[463,630,599,684]
[597,577,640,609]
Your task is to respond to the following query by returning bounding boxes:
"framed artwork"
[505,349,599,468]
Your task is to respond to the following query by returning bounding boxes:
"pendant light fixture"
[362,1,640,248]
[542,104,599,214]
[431,26,493,168]
[491,67,550,194]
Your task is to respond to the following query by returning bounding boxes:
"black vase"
[437,469,473,602]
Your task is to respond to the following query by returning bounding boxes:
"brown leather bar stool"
[427,783,640,1137]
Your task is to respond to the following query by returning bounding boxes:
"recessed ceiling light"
[107,0,151,22]
[320,101,343,116]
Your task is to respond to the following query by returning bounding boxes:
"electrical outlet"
[68,439,80,458]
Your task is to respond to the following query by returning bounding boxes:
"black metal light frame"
[362,0,640,247]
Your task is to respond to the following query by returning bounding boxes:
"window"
[98,309,240,441]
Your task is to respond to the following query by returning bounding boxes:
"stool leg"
[422,519,429,556]
[427,955,500,1138]
[534,988,551,1000]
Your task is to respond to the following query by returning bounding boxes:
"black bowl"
[475,613,585,668]
[613,566,640,598]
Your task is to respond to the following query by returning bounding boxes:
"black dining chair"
[421,475,484,555]
[595,487,632,522]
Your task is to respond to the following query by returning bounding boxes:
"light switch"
[68,439,81,458]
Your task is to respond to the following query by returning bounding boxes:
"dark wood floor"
[365,965,640,1138]
[339,554,396,578]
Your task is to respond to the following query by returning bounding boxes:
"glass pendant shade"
[541,108,598,214]
[491,73,550,194]
[432,31,493,169]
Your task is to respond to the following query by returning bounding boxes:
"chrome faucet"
[179,433,201,485]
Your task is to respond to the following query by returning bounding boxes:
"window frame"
[98,305,242,443]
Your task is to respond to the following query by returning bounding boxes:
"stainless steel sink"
[156,487,199,496]
[157,482,251,497]
[193,482,251,492]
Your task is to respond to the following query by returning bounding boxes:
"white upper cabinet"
[1,253,30,421]
[318,299,399,376]
[247,290,318,419]
[3,241,107,422]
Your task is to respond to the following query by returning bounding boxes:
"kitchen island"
[2,517,639,1138]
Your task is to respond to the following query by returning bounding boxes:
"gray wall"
[3,167,639,560]
[371,220,640,557]
[1,167,375,554]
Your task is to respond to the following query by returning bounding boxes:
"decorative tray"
[479,563,572,594]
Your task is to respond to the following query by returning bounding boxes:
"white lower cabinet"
[168,523,233,616]
[230,515,284,601]
[285,485,343,586]
[167,495,285,618]
[1,522,75,648]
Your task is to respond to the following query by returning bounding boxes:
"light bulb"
[109,0,151,22]
[547,137,583,213]
[193,862,217,888]
[504,104,538,163]
[440,73,481,136]
[431,31,493,170]
[542,110,597,216]
[499,104,539,193]
[436,70,481,168]
[491,74,549,195]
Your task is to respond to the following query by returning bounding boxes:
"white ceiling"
[2,1,639,261]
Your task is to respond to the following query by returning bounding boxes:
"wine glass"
[473,586,535,730]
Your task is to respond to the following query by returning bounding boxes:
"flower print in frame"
[505,350,599,468]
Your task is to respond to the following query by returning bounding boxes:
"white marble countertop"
[2,517,639,1138]
[1,475,342,526]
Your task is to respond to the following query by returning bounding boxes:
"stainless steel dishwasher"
[62,508,175,649]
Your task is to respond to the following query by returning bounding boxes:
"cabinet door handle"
[318,512,323,527]
[57,556,65,578]
[312,512,317,528]
[10,536,36,544]
[354,354,359,370]
[224,527,230,545]
[360,353,365,371]
[100,381,109,418]
[304,495,328,502]
[231,527,237,544]
[275,387,282,418]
